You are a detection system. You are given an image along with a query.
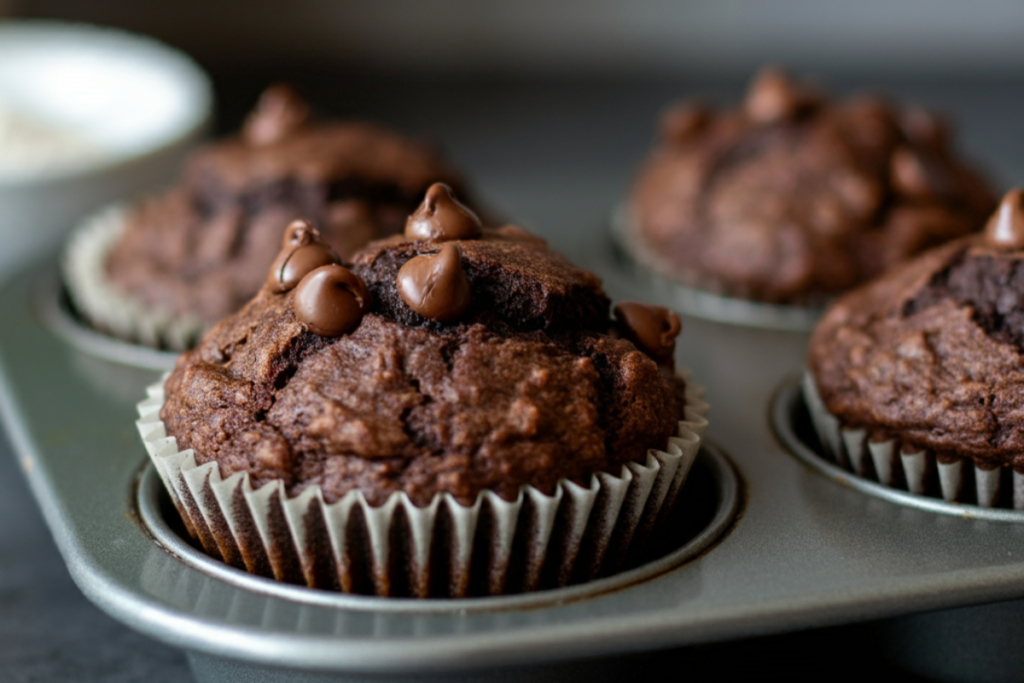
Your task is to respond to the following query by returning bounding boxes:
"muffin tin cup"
[802,372,1024,510]
[62,202,204,352]
[597,204,826,332]
[135,372,709,598]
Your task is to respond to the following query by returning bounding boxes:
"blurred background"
[11,0,1024,77]
[5,0,1024,252]
[0,4,1022,682]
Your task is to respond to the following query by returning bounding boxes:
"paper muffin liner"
[136,372,709,598]
[605,204,826,332]
[802,372,1024,510]
[62,202,204,352]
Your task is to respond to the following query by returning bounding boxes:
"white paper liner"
[62,203,204,352]
[802,372,1023,510]
[137,372,709,597]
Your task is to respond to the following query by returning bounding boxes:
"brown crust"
[105,122,473,325]
[161,228,686,506]
[629,81,996,304]
[809,234,1024,467]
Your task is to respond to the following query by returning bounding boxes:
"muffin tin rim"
[771,373,1024,523]
[34,268,179,371]
[134,442,742,614]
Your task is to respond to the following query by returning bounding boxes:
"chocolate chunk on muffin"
[77,84,477,338]
[162,184,687,507]
[807,189,1024,506]
[626,67,997,305]
[143,185,706,595]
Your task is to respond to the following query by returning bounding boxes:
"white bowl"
[0,20,212,278]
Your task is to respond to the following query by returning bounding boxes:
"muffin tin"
[37,269,177,371]
[6,250,1024,682]
[772,376,1024,522]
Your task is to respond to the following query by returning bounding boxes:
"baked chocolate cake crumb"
[162,198,686,507]
[810,190,1024,467]
[104,86,477,326]
[628,67,996,304]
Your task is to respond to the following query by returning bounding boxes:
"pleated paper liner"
[803,373,1024,510]
[62,202,204,352]
[600,204,827,332]
[136,373,709,598]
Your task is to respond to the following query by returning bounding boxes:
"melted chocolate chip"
[243,84,311,146]
[660,103,710,144]
[281,218,319,248]
[890,146,948,199]
[404,183,482,242]
[901,107,949,150]
[613,302,682,365]
[267,221,340,291]
[745,67,819,124]
[293,265,370,336]
[273,244,339,291]
[984,189,1024,249]
[397,243,472,322]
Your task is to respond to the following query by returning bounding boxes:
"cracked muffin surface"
[809,190,1024,468]
[627,68,996,304]
[104,85,476,326]
[161,218,687,507]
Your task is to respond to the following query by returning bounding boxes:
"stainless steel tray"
[4,261,1024,681]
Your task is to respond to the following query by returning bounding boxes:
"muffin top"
[628,67,996,304]
[809,190,1024,468]
[161,185,686,506]
[105,85,474,325]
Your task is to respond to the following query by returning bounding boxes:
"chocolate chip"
[397,244,472,322]
[404,183,482,242]
[890,146,948,199]
[243,84,311,146]
[267,220,340,291]
[660,103,710,144]
[613,302,682,366]
[901,107,949,150]
[293,265,371,336]
[984,189,1024,249]
[281,218,319,248]
[275,244,339,291]
[745,67,820,124]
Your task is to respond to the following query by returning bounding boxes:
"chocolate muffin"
[139,184,708,596]
[625,67,996,305]
[806,189,1024,508]
[66,85,477,349]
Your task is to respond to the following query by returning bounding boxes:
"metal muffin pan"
[5,258,1024,682]
[36,267,178,371]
